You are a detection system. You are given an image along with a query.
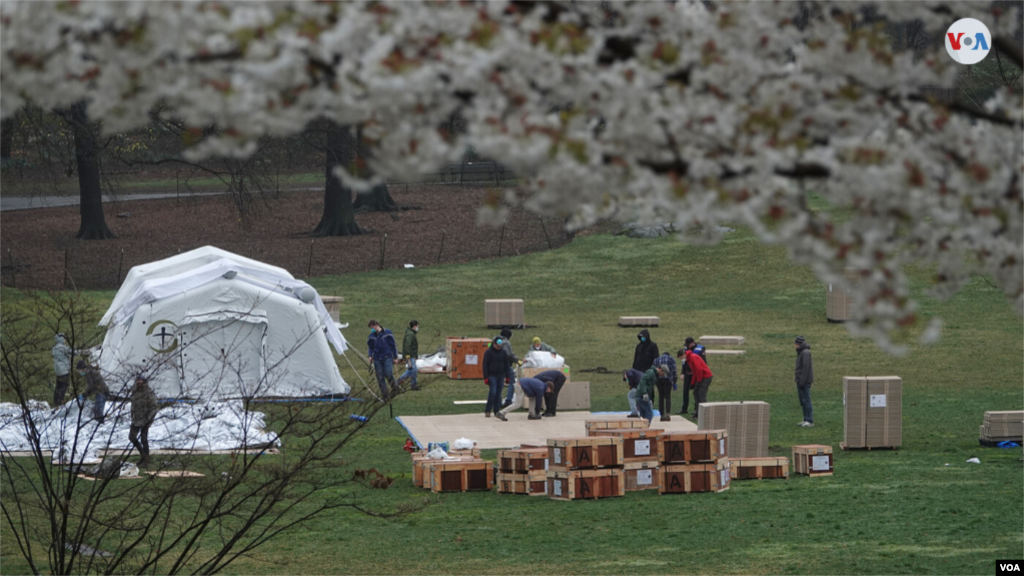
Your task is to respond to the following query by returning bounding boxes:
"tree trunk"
[0,116,14,162]
[311,123,363,237]
[70,103,115,240]
[353,182,399,212]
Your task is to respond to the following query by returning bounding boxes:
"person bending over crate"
[495,377,550,421]
[635,365,665,424]
[683,348,713,420]
[623,369,643,418]
[652,352,677,422]
[534,369,567,417]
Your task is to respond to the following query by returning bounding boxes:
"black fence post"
[307,239,314,277]
[7,248,15,288]
[437,229,445,264]
[539,217,553,250]
[63,248,69,289]
[116,248,124,286]
[379,233,387,270]
[498,225,505,257]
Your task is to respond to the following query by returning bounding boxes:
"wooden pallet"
[547,437,624,471]
[618,316,660,327]
[838,443,897,451]
[428,461,495,493]
[793,445,834,476]
[657,430,728,464]
[593,429,664,462]
[729,457,789,480]
[585,418,651,436]
[496,472,548,496]
[659,461,730,494]
[497,447,549,473]
[623,460,660,491]
[547,468,625,500]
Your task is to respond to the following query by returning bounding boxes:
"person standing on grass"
[530,337,557,355]
[483,336,511,418]
[129,374,158,468]
[632,329,659,372]
[52,333,72,406]
[497,328,520,408]
[367,319,399,401]
[794,336,814,427]
[623,368,643,418]
[677,337,708,416]
[534,369,567,417]
[684,348,713,419]
[652,352,677,422]
[495,377,549,421]
[77,359,109,424]
[635,365,664,424]
[397,320,421,391]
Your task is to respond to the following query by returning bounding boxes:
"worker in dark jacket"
[129,374,159,468]
[623,368,643,418]
[76,359,109,423]
[635,365,664,424]
[632,329,659,372]
[678,337,707,416]
[495,377,549,421]
[652,352,676,422]
[534,369,567,417]
[397,320,420,391]
[498,328,519,408]
[684,349,713,419]
[795,336,814,427]
[483,336,511,418]
[367,319,399,401]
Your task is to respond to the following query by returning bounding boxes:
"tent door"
[179,317,266,399]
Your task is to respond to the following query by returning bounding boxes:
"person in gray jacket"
[794,336,814,427]
[52,333,72,406]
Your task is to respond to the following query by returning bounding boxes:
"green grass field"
[2,227,1021,574]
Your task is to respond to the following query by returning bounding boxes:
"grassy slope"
[2,228,1021,574]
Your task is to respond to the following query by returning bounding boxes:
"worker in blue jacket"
[367,319,399,401]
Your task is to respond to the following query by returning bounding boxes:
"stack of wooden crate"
[410,446,494,493]
[546,437,625,500]
[495,446,548,496]
[657,430,731,494]
[592,427,664,492]
[979,411,1024,445]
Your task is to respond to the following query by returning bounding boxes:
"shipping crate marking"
[623,460,661,491]
[547,469,625,500]
[792,445,834,476]
[657,430,728,464]
[658,462,730,494]
[593,429,664,462]
[547,437,624,471]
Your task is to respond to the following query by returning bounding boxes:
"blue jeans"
[627,388,638,415]
[637,398,654,423]
[373,357,395,398]
[486,376,504,414]
[93,393,106,422]
[797,383,813,423]
[398,360,418,389]
[503,367,517,402]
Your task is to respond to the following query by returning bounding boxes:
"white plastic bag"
[522,350,565,369]
[427,447,449,460]
[119,462,140,478]
[966,457,981,464]
[452,438,475,450]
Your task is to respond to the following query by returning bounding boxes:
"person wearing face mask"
[367,319,399,401]
[530,337,557,355]
[632,329,659,372]
[397,320,421,391]
[483,336,511,418]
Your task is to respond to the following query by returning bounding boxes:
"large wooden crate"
[427,461,495,493]
[827,268,862,322]
[547,469,625,500]
[585,418,651,436]
[843,376,902,448]
[730,457,790,480]
[547,437,624,471]
[446,337,492,380]
[698,401,769,458]
[412,455,478,487]
[497,447,548,473]
[496,471,548,496]
[623,460,660,491]
[485,299,525,328]
[657,430,728,464]
[659,460,731,494]
[792,445,833,477]
[593,429,664,463]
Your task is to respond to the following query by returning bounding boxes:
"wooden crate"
[547,468,625,500]
[485,299,525,328]
[659,461,731,494]
[547,437,624,471]
[730,457,790,480]
[497,447,548,473]
[618,316,660,327]
[585,418,651,436]
[593,429,664,462]
[623,460,660,491]
[428,461,495,493]
[445,337,492,380]
[792,445,834,477]
[413,456,479,487]
[657,430,728,464]
[698,335,745,347]
[496,471,547,496]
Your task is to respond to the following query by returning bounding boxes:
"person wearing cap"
[794,336,814,427]
[683,348,713,419]
[483,336,511,418]
[494,376,549,421]
[76,360,109,424]
[530,337,557,355]
[622,368,643,418]
[677,337,708,416]
[534,369,567,417]
[496,328,519,408]
[129,374,159,468]
[367,319,399,401]
[397,320,421,391]
[52,333,72,406]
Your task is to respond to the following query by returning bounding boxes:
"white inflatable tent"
[97,246,350,399]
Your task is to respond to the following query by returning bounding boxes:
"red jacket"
[685,350,712,382]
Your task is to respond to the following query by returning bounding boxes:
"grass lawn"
[2,227,1021,574]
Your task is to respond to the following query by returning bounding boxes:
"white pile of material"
[415,352,446,371]
[0,399,280,462]
[522,350,565,369]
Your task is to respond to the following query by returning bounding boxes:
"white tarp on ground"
[415,352,446,371]
[0,400,280,462]
[96,246,350,399]
[522,350,566,369]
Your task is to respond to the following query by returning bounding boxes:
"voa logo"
[945,18,991,65]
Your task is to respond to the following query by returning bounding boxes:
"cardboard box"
[793,445,833,476]
[827,268,862,322]
[427,461,495,492]
[547,437,624,471]
[496,471,547,496]
[485,299,525,328]
[618,316,660,327]
[553,380,589,410]
[446,337,492,380]
[593,429,664,462]
[657,430,728,464]
[698,336,745,347]
[697,402,770,458]
[659,460,731,494]
[547,468,625,500]
[730,457,790,480]
[585,418,651,436]
[623,460,660,491]
[980,411,1024,441]
[497,447,548,474]
[522,365,571,381]
[843,376,902,448]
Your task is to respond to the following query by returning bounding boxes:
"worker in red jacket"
[684,348,713,420]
